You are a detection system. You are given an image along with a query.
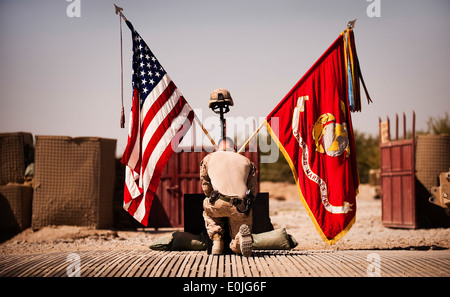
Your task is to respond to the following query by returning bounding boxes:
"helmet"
[209,88,234,109]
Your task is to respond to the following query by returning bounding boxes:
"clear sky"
[1,0,449,156]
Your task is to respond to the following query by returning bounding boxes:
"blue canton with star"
[127,21,167,108]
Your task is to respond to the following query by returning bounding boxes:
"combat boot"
[211,234,224,255]
[236,224,252,257]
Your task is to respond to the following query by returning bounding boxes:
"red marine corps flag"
[265,28,370,244]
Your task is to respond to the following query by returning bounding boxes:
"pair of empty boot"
[211,224,253,257]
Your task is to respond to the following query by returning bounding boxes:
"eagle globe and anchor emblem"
[292,95,353,214]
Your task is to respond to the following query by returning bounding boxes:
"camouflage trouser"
[203,197,252,255]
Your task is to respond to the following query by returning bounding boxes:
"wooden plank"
[2,254,47,277]
[289,253,321,277]
[211,255,219,277]
[274,254,298,277]
[162,253,182,277]
[283,253,309,277]
[123,252,155,277]
[196,252,209,277]
[235,255,245,277]
[1,255,36,277]
[217,255,224,277]
[312,252,343,276]
[26,253,68,277]
[270,255,289,277]
[253,252,272,276]
[204,255,216,277]
[0,255,23,271]
[182,251,199,277]
[408,254,450,277]
[176,251,194,277]
[16,254,49,277]
[262,254,280,277]
[247,256,260,277]
[241,256,252,276]
[188,251,204,277]
[43,252,82,277]
[119,252,148,277]
[320,252,362,276]
[149,252,172,277]
[135,251,166,277]
[53,251,101,277]
[230,254,238,276]
[224,254,232,277]
[85,251,122,277]
[170,252,189,277]
[107,251,144,277]
[95,251,136,277]
[82,251,119,277]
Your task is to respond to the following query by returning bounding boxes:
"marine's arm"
[247,162,258,195]
[200,158,213,197]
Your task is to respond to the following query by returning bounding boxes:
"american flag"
[121,20,194,226]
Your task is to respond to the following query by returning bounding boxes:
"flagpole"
[193,113,218,150]
[237,120,266,154]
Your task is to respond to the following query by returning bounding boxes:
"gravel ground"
[1,183,449,255]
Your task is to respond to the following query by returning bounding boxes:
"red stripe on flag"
[140,96,188,173]
[142,80,177,137]
[139,110,195,226]
[124,189,143,219]
[146,109,194,194]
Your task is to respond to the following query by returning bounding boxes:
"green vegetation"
[258,131,294,183]
[427,112,450,135]
[259,148,295,184]
[353,131,379,184]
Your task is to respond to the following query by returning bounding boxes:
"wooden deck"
[0,249,449,277]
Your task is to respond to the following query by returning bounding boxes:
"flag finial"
[114,4,127,21]
[347,19,357,29]
[114,4,123,15]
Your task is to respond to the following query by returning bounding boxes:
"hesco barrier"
[0,132,34,242]
[416,134,450,193]
[32,136,116,229]
[0,132,33,185]
[0,184,33,242]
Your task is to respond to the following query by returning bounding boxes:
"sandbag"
[149,231,208,251]
[149,233,174,251]
[252,228,298,250]
[171,231,208,251]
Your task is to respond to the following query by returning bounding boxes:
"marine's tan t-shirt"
[200,151,257,199]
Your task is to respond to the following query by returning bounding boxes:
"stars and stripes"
[121,20,194,226]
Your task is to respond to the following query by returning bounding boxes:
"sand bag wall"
[32,136,116,229]
[0,132,33,185]
[416,134,450,193]
[0,132,34,242]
